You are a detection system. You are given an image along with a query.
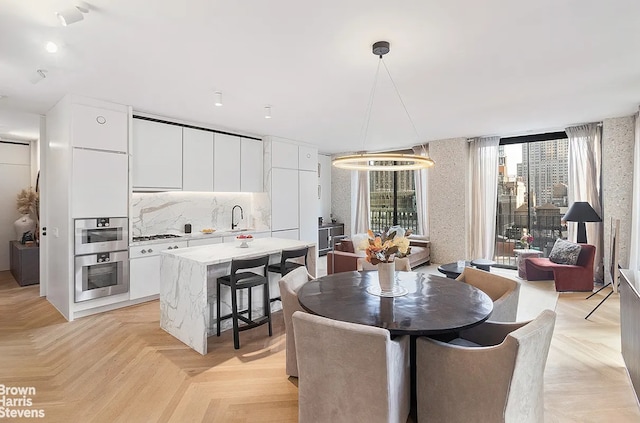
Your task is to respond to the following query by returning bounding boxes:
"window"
[369,161,418,234]
[494,134,569,267]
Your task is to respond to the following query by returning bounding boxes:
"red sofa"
[327,237,431,274]
[524,244,596,292]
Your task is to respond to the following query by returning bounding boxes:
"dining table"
[297,270,494,421]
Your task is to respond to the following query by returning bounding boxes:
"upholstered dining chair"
[278,267,313,378]
[416,309,556,423]
[357,257,412,271]
[292,311,410,423]
[455,266,520,322]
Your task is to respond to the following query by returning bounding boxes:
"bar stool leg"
[230,286,240,349]
[264,281,272,336]
[248,286,252,321]
[216,280,221,337]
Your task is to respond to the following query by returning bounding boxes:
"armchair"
[455,266,520,322]
[525,243,596,291]
[416,310,556,423]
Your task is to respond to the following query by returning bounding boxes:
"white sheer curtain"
[353,170,370,235]
[629,112,640,270]
[566,123,603,282]
[467,136,500,260]
[412,144,430,237]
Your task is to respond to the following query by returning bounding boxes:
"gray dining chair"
[455,266,520,322]
[416,309,556,423]
[292,311,410,423]
[278,266,313,378]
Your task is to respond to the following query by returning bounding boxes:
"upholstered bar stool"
[267,247,309,301]
[217,255,272,349]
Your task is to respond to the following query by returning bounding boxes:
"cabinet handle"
[96,116,107,125]
[318,185,321,199]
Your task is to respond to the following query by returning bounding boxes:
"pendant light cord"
[360,58,382,152]
[381,58,421,140]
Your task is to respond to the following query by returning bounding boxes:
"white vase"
[377,261,396,293]
[14,214,35,241]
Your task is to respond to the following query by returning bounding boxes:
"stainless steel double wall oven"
[74,217,129,302]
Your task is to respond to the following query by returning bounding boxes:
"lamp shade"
[563,202,601,223]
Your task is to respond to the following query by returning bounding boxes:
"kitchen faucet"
[231,205,244,230]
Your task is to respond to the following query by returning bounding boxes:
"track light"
[214,91,223,107]
[56,5,88,26]
[264,106,272,119]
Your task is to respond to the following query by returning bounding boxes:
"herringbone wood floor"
[1,269,639,422]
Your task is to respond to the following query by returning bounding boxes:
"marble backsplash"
[131,191,271,236]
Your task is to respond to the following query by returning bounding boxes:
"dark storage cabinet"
[318,223,344,256]
[9,241,39,286]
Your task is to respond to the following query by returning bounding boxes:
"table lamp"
[563,201,601,244]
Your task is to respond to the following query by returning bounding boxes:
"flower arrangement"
[16,187,39,221]
[520,233,534,248]
[361,228,412,265]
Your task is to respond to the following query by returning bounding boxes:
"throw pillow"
[548,239,582,265]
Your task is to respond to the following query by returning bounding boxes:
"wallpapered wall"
[602,115,635,269]
[428,138,469,263]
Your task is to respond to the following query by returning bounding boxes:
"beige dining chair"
[455,266,520,322]
[278,267,313,378]
[292,311,410,423]
[357,257,412,271]
[416,309,556,423]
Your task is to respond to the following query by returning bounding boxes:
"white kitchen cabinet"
[188,237,223,247]
[71,149,128,218]
[183,128,214,191]
[129,241,187,300]
[298,145,318,172]
[71,103,128,153]
[271,140,299,169]
[271,168,299,231]
[298,170,318,244]
[213,133,241,192]
[240,138,263,192]
[132,119,183,190]
[271,229,299,240]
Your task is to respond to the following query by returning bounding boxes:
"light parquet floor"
[1,268,639,422]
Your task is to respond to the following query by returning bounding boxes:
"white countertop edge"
[160,237,316,266]
[129,229,271,246]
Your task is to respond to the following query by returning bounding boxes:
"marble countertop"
[160,237,316,265]
[130,228,271,246]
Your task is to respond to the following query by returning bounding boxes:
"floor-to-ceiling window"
[369,161,417,234]
[494,133,569,267]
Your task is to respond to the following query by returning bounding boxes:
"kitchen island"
[160,237,317,354]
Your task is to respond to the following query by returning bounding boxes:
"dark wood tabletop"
[298,270,494,336]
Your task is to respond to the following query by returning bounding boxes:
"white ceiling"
[1,0,640,153]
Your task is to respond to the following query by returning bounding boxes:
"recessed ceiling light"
[264,106,272,119]
[214,91,223,107]
[46,42,58,53]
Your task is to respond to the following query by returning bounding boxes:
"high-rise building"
[519,139,569,206]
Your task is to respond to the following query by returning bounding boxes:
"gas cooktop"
[132,234,183,242]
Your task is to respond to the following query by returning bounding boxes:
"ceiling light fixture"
[332,41,435,171]
[56,5,89,26]
[214,91,223,107]
[45,41,58,53]
[264,106,272,119]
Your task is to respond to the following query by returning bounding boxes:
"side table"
[9,241,40,286]
[513,249,543,279]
